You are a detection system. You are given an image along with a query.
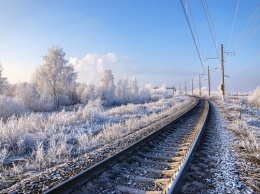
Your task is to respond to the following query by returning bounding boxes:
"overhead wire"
[200,0,220,59]
[228,64,247,77]
[180,2,259,92]
[181,0,205,86]
[231,4,260,52]
[185,0,189,14]
[231,4,259,51]
[234,17,260,52]
[179,0,205,71]
[236,24,260,53]
[225,52,260,82]
[187,0,204,66]
[204,0,219,52]
[228,0,240,51]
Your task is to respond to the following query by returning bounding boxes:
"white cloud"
[70,53,119,84]
[70,52,178,85]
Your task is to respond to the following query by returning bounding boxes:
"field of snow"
[215,95,260,192]
[0,95,194,189]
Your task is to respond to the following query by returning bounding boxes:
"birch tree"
[129,76,138,102]
[14,82,39,110]
[99,70,115,105]
[0,63,8,95]
[32,46,77,109]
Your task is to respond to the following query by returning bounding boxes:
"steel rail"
[44,98,200,194]
[167,99,209,194]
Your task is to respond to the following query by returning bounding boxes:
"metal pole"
[192,79,193,95]
[199,74,201,96]
[208,66,210,97]
[221,44,225,101]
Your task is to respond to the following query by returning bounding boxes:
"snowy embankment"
[0,95,195,190]
[214,93,260,193]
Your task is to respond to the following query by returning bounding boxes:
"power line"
[185,0,190,14]
[187,1,204,64]
[235,22,260,52]
[179,0,205,71]
[234,16,260,52]
[228,0,240,51]
[229,64,247,77]
[204,0,219,52]
[231,4,260,51]
[225,52,259,79]
[200,0,220,59]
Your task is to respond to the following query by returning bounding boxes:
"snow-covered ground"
[0,95,194,190]
[213,96,260,193]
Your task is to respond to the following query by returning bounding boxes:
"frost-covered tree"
[151,84,172,101]
[115,78,128,102]
[248,87,260,108]
[0,95,29,121]
[115,77,134,103]
[138,84,151,103]
[99,70,115,105]
[14,82,40,110]
[130,76,138,95]
[81,84,95,104]
[116,79,124,98]
[76,83,87,102]
[129,76,138,102]
[63,65,78,104]
[122,77,130,102]
[32,46,77,109]
[0,63,8,95]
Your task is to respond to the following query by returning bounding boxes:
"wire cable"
[225,52,260,82]
[234,15,260,52]
[204,0,219,52]
[185,0,189,14]
[231,4,260,51]
[228,0,240,51]
[187,1,204,64]
[200,0,220,59]
[235,22,260,52]
[179,0,205,71]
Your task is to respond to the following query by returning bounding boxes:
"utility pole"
[192,79,193,96]
[208,66,210,97]
[220,44,225,101]
[185,82,187,95]
[199,74,201,96]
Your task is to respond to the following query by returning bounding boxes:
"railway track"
[45,99,209,194]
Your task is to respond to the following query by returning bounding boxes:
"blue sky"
[0,0,259,92]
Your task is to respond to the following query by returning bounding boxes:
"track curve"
[45,99,209,194]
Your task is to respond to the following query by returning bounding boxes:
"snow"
[214,96,260,193]
[0,95,194,190]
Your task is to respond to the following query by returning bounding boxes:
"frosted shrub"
[0,146,8,167]
[228,119,260,191]
[0,121,25,157]
[0,96,195,188]
[16,134,35,155]
[151,84,172,101]
[107,103,137,116]
[79,99,104,122]
[0,95,29,121]
[34,143,45,169]
[59,95,71,106]
[248,87,260,109]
